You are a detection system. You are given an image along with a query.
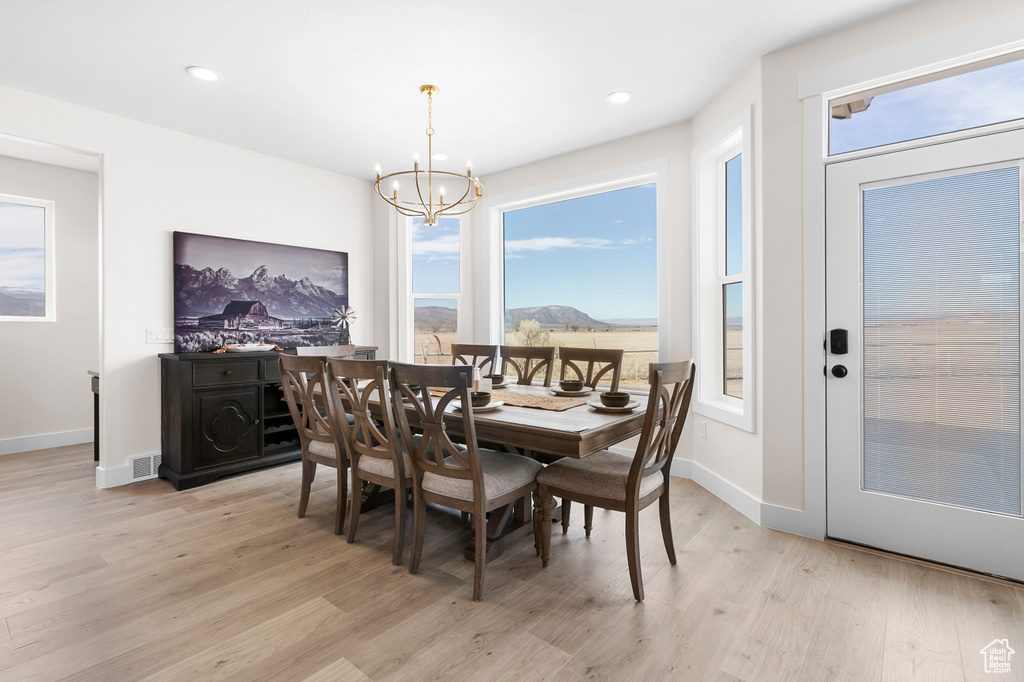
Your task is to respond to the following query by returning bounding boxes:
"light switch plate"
[146,328,174,344]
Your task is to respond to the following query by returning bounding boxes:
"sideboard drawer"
[193,360,260,387]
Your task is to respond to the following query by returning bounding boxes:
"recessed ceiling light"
[606,91,633,104]
[186,66,221,82]
[432,153,448,161]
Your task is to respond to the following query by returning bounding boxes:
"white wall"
[0,84,373,486]
[0,155,99,453]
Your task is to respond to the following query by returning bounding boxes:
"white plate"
[454,401,505,413]
[587,399,640,413]
[490,380,511,388]
[225,343,276,353]
[550,387,593,397]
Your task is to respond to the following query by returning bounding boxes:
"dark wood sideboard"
[159,347,377,490]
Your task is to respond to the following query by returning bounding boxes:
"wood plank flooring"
[2,443,1022,681]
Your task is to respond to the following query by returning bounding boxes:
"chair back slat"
[629,360,695,494]
[500,345,555,387]
[558,347,624,392]
[450,344,498,374]
[279,354,340,461]
[325,358,400,475]
[389,362,481,485]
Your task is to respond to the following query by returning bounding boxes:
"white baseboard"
[96,463,132,489]
[688,460,762,525]
[669,458,817,540]
[0,429,93,456]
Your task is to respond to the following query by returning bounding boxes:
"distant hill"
[0,286,45,316]
[414,305,458,331]
[505,305,608,328]
[603,317,657,326]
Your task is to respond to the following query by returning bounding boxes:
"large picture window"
[0,194,55,321]
[502,183,657,387]
[693,111,754,431]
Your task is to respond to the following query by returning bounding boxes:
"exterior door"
[826,129,1024,580]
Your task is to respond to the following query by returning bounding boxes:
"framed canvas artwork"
[173,232,349,352]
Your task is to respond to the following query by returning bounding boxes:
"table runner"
[429,388,585,412]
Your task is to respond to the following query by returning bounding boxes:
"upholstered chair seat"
[423,450,542,501]
[536,450,663,502]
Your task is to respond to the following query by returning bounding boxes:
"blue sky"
[0,201,45,290]
[502,183,657,321]
[411,185,658,322]
[830,57,1024,155]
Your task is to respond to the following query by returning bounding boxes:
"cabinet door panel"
[194,387,260,469]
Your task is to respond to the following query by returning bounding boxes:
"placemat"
[491,391,585,412]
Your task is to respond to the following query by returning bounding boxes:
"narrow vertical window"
[723,154,743,398]
[0,194,55,321]
[693,110,753,431]
[410,216,460,363]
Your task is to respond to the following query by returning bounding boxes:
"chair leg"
[334,465,347,535]
[537,486,555,568]
[346,473,362,542]
[584,504,594,538]
[561,499,571,534]
[625,506,644,602]
[532,490,542,557]
[298,459,315,518]
[392,482,408,566]
[409,487,426,574]
[473,506,487,601]
[659,490,676,565]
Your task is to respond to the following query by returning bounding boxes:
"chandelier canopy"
[373,85,484,226]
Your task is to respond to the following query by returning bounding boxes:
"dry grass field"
[415,324,747,392]
[415,327,659,387]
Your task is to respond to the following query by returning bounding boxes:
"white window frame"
[692,109,754,431]
[397,214,466,363]
[0,193,56,322]
[484,161,669,392]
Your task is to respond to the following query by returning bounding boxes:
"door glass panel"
[862,166,1021,516]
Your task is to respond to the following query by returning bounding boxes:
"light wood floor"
[2,444,1023,681]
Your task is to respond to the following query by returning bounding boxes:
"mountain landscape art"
[173,232,348,352]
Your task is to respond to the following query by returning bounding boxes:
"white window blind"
[862,165,1022,516]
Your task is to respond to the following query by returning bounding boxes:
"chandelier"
[373,85,484,226]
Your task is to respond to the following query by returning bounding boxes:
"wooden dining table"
[440,382,648,460]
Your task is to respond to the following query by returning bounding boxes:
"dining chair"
[500,345,555,387]
[325,357,410,565]
[279,354,348,535]
[535,360,695,602]
[389,361,543,601]
[556,346,626,532]
[295,344,356,358]
[557,347,624,392]
[450,343,498,374]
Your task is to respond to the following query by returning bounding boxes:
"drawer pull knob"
[224,370,232,376]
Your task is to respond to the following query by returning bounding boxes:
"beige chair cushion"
[536,450,662,501]
[308,439,339,458]
[357,450,413,479]
[422,450,542,502]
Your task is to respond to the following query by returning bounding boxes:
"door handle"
[831,365,848,378]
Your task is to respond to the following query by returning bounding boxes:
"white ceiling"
[0,0,925,180]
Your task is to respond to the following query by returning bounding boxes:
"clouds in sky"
[0,202,45,289]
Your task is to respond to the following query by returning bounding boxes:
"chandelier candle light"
[373,85,484,226]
